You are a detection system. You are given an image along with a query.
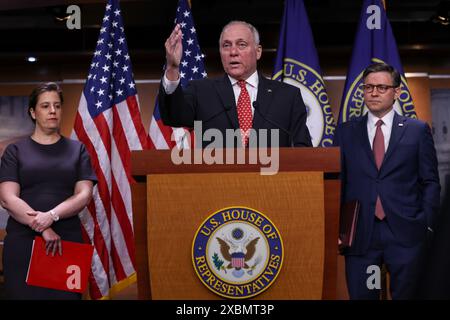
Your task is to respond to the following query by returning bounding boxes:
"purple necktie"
[373,119,386,220]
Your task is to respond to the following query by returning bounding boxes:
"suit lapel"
[382,112,406,168]
[358,114,377,169]
[252,73,275,130]
[214,75,239,129]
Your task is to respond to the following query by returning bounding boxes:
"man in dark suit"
[334,62,440,299]
[159,20,312,148]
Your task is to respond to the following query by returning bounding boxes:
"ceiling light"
[432,1,450,26]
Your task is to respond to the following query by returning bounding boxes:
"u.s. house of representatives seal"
[192,207,284,299]
[273,58,335,147]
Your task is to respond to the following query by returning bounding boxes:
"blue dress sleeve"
[77,143,97,185]
[0,143,20,183]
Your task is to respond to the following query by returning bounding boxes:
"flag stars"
[106,4,111,10]
[180,22,187,28]
[184,50,191,56]
[112,21,118,28]
[97,89,105,96]
[202,71,207,78]
[115,49,122,56]
[180,72,186,78]
[95,101,102,109]
[119,77,126,85]
[114,9,120,16]
[118,37,125,44]
[128,82,135,89]
[183,10,190,17]
[192,66,198,73]
[90,87,95,93]
[102,64,110,72]
[105,53,112,60]
[187,38,194,45]
[124,54,130,61]
[116,89,123,96]
[122,65,129,72]
[181,60,188,67]
[190,27,196,34]
[103,15,109,22]
[195,54,202,61]
[100,76,108,84]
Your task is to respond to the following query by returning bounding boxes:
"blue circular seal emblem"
[273,58,335,147]
[192,207,283,299]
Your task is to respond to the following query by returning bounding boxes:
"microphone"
[202,105,232,124]
[252,101,291,137]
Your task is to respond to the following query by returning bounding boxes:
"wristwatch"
[49,209,60,222]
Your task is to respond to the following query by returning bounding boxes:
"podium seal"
[192,206,284,299]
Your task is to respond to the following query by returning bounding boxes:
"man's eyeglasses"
[361,84,397,94]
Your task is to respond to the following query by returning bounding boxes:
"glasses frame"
[361,84,398,94]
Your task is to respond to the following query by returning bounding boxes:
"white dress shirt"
[367,108,395,152]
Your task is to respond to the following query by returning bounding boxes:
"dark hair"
[28,82,64,123]
[362,62,401,87]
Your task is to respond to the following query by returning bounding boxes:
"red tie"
[237,80,253,147]
[373,119,386,220]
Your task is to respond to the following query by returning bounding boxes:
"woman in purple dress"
[0,83,97,299]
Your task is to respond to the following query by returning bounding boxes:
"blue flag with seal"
[338,0,416,124]
[272,0,335,147]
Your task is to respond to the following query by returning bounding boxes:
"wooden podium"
[131,147,340,299]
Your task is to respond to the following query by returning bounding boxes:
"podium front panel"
[146,171,325,299]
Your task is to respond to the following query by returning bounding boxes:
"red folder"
[339,200,360,252]
[26,236,94,293]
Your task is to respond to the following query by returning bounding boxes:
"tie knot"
[238,80,247,89]
[376,119,384,127]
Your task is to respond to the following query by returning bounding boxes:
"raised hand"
[165,24,183,80]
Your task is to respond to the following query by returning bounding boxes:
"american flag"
[148,0,207,149]
[71,0,150,299]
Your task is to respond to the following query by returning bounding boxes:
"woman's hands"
[28,210,54,233]
[41,228,62,256]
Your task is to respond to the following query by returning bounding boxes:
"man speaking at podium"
[158,20,312,148]
[334,63,440,299]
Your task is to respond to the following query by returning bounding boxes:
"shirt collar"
[367,108,395,129]
[228,71,259,89]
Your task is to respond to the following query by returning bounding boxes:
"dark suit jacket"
[158,72,312,147]
[334,112,440,255]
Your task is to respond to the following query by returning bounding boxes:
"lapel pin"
[267,89,272,93]
[398,123,404,127]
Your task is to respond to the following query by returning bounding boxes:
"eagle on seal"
[216,237,260,270]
